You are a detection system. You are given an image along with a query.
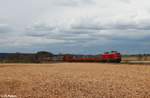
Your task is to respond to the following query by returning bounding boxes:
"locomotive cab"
[102,51,121,63]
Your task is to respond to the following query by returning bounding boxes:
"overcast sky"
[0,0,150,54]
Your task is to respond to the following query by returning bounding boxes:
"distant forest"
[0,51,54,63]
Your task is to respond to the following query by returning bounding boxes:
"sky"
[0,0,150,54]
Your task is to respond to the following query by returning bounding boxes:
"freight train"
[63,51,121,63]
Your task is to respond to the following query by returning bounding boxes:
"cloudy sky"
[0,0,150,54]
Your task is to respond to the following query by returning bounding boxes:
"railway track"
[121,61,150,65]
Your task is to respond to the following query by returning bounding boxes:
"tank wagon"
[63,51,121,63]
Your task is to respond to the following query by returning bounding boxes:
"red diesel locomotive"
[63,51,121,63]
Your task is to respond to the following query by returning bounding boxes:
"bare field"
[0,63,150,98]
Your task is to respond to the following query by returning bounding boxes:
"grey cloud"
[55,0,95,6]
[25,18,150,46]
[0,24,13,33]
[71,23,104,31]
[26,22,100,42]
[119,0,131,4]
[72,19,150,30]
[31,24,56,31]
[26,24,56,37]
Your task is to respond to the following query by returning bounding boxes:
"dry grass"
[0,63,149,98]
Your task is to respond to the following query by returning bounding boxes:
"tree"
[36,51,53,57]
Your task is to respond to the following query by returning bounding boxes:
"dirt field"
[0,63,149,98]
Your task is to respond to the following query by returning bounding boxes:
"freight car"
[63,51,121,63]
